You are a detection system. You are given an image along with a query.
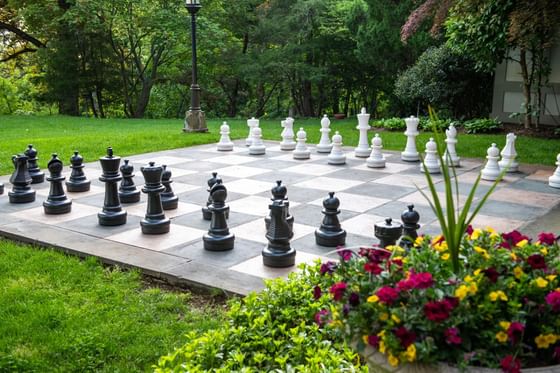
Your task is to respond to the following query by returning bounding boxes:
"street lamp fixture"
[183,0,207,133]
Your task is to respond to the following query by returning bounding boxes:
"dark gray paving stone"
[290,203,359,228]
[368,201,437,224]
[177,188,245,205]
[509,178,560,194]
[0,196,43,213]
[254,159,305,171]
[262,185,332,204]
[64,213,143,238]
[477,200,544,220]
[174,171,240,188]
[251,171,316,185]
[292,232,377,258]
[433,181,494,197]
[172,210,258,231]
[172,161,224,172]
[326,168,388,181]
[344,182,417,200]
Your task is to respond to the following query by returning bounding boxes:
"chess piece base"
[249,146,266,155]
[43,199,72,214]
[98,210,127,226]
[328,157,346,165]
[66,180,91,193]
[549,177,560,189]
[30,173,45,184]
[183,110,208,133]
[119,190,141,204]
[162,195,179,210]
[316,144,332,153]
[481,169,500,181]
[8,189,36,203]
[217,143,234,151]
[420,164,441,174]
[203,233,235,251]
[354,148,370,158]
[498,160,519,173]
[401,152,419,162]
[293,151,310,160]
[0,183,4,195]
[141,217,170,234]
[262,246,296,267]
[366,159,386,168]
[315,229,346,247]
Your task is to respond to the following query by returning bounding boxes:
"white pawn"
[293,128,311,160]
[217,122,234,151]
[366,134,386,168]
[401,116,420,161]
[444,123,460,167]
[249,127,266,155]
[280,117,296,151]
[481,143,501,181]
[498,133,519,172]
[328,131,346,165]
[355,108,371,158]
[549,154,560,188]
[246,117,259,146]
[316,114,332,153]
[420,138,441,174]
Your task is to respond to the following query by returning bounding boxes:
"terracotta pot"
[333,113,346,119]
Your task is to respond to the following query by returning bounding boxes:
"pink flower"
[329,282,347,301]
[376,286,399,305]
[313,285,322,300]
[507,322,525,345]
[538,232,557,245]
[397,271,434,291]
[527,254,546,270]
[500,355,521,373]
[545,290,560,312]
[444,327,462,345]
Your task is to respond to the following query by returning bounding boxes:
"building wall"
[491,46,560,126]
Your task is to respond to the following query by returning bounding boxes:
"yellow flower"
[434,241,448,252]
[470,228,482,240]
[513,267,524,279]
[489,291,508,302]
[516,239,528,247]
[367,295,379,303]
[541,247,548,256]
[391,314,401,324]
[404,344,417,362]
[414,236,424,247]
[535,277,549,288]
[547,275,557,282]
[379,312,389,321]
[474,246,490,259]
[455,285,469,300]
[362,335,369,345]
[441,253,450,261]
[432,235,443,244]
[496,331,508,343]
[464,275,475,283]
[474,269,482,276]
[535,334,558,349]
[510,252,518,261]
[379,340,386,354]
[388,354,399,367]
[385,245,396,252]
[468,282,478,295]
[499,321,511,330]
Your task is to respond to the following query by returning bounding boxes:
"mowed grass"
[0,240,224,372]
[1,115,559,175]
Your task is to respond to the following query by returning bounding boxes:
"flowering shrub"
[314,229,560,372]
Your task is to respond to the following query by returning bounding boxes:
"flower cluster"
[314,229,560,372]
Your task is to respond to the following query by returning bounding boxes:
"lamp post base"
[183,110,208,133]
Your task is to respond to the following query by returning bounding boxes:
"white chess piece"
[316,114,332,153]
[293,127,311,160]
[366,134,386,168]
[246,117,259,146]
[420,138,441,174]
[328,131,346,165]
[444,123,460,167]
[498,133,519,172]
[549,154,560,188]
[217,121,234,151]
[280,117,296,151]
[355,108,371,157]
[481,143,501,181]
[401,116,420,161]
[248,127,266,155]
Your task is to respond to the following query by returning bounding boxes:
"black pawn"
[202,172,218,220]
[374,218,403,248]
[119,159,141,203]
[98,147,127,226]
[43,153,72,214]
[203,179,235,251]
[315,192,346,247]
[265,180,294,237]
[399,204,420,248]
[66,151,91,192]
[263,199,296,267]
[24,144,45,184]
[140,162,170,234]
[161,165,178,210]
[8,154,36,203]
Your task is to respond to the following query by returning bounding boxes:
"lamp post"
[183,0,207,132]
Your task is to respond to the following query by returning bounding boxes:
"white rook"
[401,116,420,161]
[354,107,371,158]
[549,154,560,188]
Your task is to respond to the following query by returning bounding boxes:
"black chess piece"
[262,199,296,267]
[98,147,127,226]
[66,151,91,192]
[43,153,72,214]
[203,179,235,251]
[119,159,141,203]
[374,218,403,248]
[315,192,346,247]
[8,154,36,203]
[140,162,170,234]
[265,180,294,237]
[202,172,229,220]
[399,204,420,249]
[24,144,45,184]
[161,165,178,210]
[0,182,3,195]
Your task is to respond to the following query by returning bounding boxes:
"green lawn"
[0,240,224,372]
[1,114,559,175]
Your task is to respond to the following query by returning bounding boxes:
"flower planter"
[333,113,346,119]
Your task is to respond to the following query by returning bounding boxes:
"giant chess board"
[1,140,559,295]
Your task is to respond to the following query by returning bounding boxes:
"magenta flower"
[338,248,353,261]
[394,326,416,348]
[314,309,329,326]
[329,282,347,301]
[367,335,380,348]
[466,224,474,236]
[313,285,322,300]
[482,267,499,283]
[320,261,336,275]
[376,286,399,305]
[500,354,521,373]
[527,254,546,270]
[545,290,560,312]
[501,230,529,249]
[364,261,383,275]
[444,327,462,345]
[424,300,453,322]
[537,232,557,245]
[507,322,525,345]
[554,346,560,362]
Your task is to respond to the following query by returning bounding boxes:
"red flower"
[320,261,336,275]
[376,286,399,305]
[391,258,404,267]
[545,290,560,312]
[424,298,457,323]
[367,335,380,348]
[507,322,525,345]
[313,285,322,300]
[394,326,417,348]
[397,271,434,291]
[538,232,556,245]
[527,254,547,270]
[364,261,383,275]
[444,327,462,345]
[338,249,353,261]
[329,282,347,301]
[500,355,521,373]
[482,267,500,283]
[501,230,529,249]
[466,225,473,236]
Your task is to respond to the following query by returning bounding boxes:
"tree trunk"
[301,79,314,117]
[519,48,532,129]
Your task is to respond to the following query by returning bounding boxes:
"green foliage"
[156,265,366,372]
[0,240,223,372]
[463,118,503,134]
[418,117,455,132]
[372,117,406,131]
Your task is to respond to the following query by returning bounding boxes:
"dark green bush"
[155,264,366,372]
[463,118,502,133]
[372,117,406,131]
[418,117,457,131]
